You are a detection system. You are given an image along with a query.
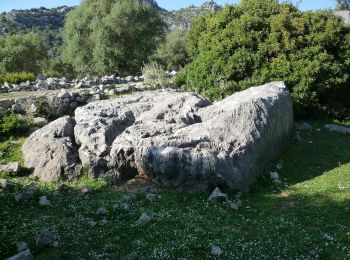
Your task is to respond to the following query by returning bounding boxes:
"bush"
[151,30,189,71]
[0,113,30,136]
[179,0,350,119]
[142,62,169,88]
[0,72,35,85]
[62,0,166,76]
[0,33,47,75]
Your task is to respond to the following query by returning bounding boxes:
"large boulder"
[22,116,80,181]
[23,82,293,191]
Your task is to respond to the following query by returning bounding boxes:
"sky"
[0,0,337,13]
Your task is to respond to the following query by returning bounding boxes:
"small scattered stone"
[208,187,228,203]
[324,124,350,135]
[7,249,34,260]
[16,241,29,252]
[14,184,37,203]
[137,212,152,225]
[0,162,21,174]
[146,193,162,202]
[210,246,223,256]
[89,221,97,227]
[276,162,283,171]
[33,117,48,127]
[270,172,279,180]
[121,194,136,202]
[36,230,54,247]
[56,183,69,192]
[80,185,92,194]
[0,179,15,189]
[39,196,51,207]
[228,201,240,211]
[96,207,108,216]
[295,122,313,131]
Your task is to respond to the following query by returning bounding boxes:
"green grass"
[0,121,350,259]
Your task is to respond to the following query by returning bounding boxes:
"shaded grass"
[0,121,349,259]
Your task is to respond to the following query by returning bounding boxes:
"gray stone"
[80,185,92,194]
[14,183,38,203]
[36,230,54,247]
[324,124,350,135]
[295,122,313,131]
[16,242,29,252]
[22,116,79,181]
[11,103,25,113]
[146,193,162,202]
[96,207,108,216]
[208,187,227,203]
[56,183,69,191]
[0,99,15,110]
[137,212,152,224]
[57,90,71,99]
[0,179,16,189]
[33,117,48,127]
[210,246,223,256]
[23,82,293,191]
[7,249,33,260]
[0,162,21,174]
[39,196,51,207]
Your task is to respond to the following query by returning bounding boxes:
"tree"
[62,0,166,76]
[177,0,350,118]
[0,33,47,75]
[336,0,350,10]
[151,30,189,71]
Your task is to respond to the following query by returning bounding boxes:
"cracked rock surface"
[22,82,293,191]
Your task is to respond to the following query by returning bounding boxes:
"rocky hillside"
[0,0,221,36]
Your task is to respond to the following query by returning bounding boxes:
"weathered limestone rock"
[22,116,80,181]
[23,82,293,191]
[324,124,350,135]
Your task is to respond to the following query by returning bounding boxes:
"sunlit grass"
[0,121,349,259]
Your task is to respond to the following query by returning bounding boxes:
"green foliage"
[179,0,350,118]
[151,30,189,71]
[62,0,166,76]
[142,62,169,88]
[0,33,47,75]
[43,58,76,80]
[0,72,35,85]
[0,114,30,136]
[336,0,350,10]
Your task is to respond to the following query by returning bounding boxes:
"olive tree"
[0,33,47,75]
[62,0,166,76]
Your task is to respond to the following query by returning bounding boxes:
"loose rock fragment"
[210,246,223,256]
[39,196,51,207]
[7,249,34,260]
[208,187,228,203]
[36,230,54,247]
[16,242,29,252]
[96,207,108,216]
[146,193,162,202]
[137,213,152,225]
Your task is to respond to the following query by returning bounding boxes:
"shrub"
[0,33,47,75]
[0,113,30,136]
[0,72,35,85]
[142,62,169,88]
[62,0,166,76]
[151,30,189,71]
[178,0,350,119]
